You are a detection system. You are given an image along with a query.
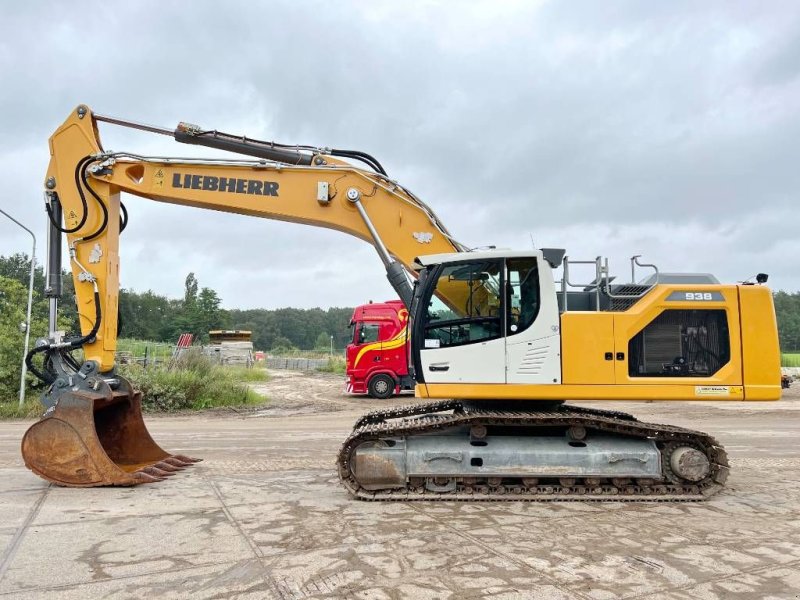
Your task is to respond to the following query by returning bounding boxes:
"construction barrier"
[265,357,329,371]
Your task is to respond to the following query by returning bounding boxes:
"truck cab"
[346,300,414,398]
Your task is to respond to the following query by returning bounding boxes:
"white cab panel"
[506,335,561,384]
[420,336,506,384]
[505,256,562,384]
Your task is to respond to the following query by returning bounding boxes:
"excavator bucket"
[22,377,200,487]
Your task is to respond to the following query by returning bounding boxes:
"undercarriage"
[337,401,728,501]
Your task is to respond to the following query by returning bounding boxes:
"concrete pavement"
[0,372,797,599]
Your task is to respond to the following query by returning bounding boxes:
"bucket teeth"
[132,472,165,484]
[154,461,183,472]
[142,466,175,477]
[163,457,192,468]
[172,455,203,463]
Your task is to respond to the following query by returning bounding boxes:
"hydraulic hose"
[24,344,55,384]
[330,149,387,175]
[67,285,102,349]
[45,156,93,234]
[81,167,108,241]
[120,202,128,233]
[25,285,102,384]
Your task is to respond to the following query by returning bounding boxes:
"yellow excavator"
[22,105,782,500]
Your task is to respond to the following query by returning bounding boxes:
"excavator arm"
[22,104,469,487]
[42,105,465,372]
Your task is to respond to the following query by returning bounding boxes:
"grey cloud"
[1,0,798,310]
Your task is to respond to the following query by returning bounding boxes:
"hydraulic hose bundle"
[27,156,117,385]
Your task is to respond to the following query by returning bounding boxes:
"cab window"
[355,322,380,345]
[423,260,503,347]
[507,257,540,336]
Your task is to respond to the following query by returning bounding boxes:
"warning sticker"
[695,386,730,396]
[153,168,165,188]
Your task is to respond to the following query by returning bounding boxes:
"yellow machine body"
[24,105,782,490]
[418,284,781,401]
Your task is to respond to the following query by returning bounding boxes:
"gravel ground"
[0,371,797,599]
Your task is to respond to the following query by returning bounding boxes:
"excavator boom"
[42,106,464,372]
[23,105,464,487]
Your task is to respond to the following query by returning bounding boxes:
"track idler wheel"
[21,385,200,487]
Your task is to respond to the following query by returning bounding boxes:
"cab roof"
[412,248,565,270]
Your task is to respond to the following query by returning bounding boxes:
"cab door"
[418,259,506,384]
[504,257,562,384]
[378,320,404,367]
[351,321,381,374]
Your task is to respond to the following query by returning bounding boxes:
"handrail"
[630,255,659,284]
[602,257,657,300]
[559,254,660,311]
[560,256,603,311]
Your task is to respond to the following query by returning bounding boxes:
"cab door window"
[423,260,503,347]
[355,322,380,345]
[506,257,540,336]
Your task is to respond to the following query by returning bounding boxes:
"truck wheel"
[368,374,395,399]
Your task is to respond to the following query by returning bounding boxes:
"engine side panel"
[612,285,743,390]
[560,312,616,385]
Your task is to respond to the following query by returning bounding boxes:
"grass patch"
[117,338,173,356]
[116,338,175,366]
[270,348,343,359]
[783,353,800,368]
[316,356,347,375]
[227,365,270,383]
[120,350,267,412]
[0,397,42,419]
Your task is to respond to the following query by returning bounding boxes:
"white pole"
[0,209,37,408]
[330,335,334,357]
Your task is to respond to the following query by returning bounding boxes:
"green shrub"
[0,276,50,403]
[120,350,266,412]
[317,356,346,374]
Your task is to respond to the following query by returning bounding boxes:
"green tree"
[0,276,49,401]
[226,306,355,351]
[119,288,178,341]
[270,335,296,353]
[183,272,198,306]
[170,272,202,341]
[314,331,331,351]
[774,291,800,352]
[0,253,43,292]
[0,253,79,335]
[195,287,225,342]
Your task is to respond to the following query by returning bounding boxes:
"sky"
[0,1,798,309]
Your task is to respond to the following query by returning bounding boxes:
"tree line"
[118,272,354,351]
[774,291,800,353]
[0,254,355,355]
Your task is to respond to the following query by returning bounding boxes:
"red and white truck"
[345,300,415,398]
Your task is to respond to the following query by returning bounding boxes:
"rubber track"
[336,401,728,502]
